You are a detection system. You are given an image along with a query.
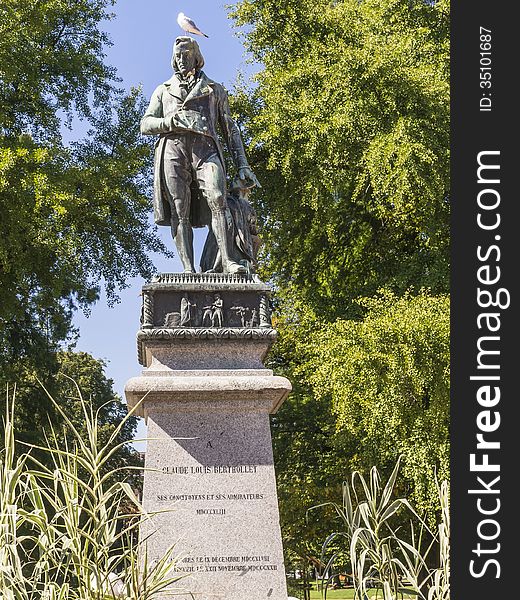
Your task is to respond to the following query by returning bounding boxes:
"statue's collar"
[165,70,208,87]
[164,71,213,103]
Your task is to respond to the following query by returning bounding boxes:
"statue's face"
[175,45,197,77]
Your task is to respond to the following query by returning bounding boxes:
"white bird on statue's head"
[177,12,209,38]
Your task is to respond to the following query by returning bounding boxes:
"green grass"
[308,588,357,599]
[304,582,416,599]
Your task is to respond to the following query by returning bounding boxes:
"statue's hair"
[171,36,205,71]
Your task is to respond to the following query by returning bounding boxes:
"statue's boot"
[212,210,246,274]
[175,218,195,273]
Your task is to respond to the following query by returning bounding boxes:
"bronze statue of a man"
[141,36,260,274]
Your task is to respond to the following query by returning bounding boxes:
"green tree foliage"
[4,351,141,478]
[296,292,449,520]
[0,1,163,447]
[230,0,449,316]
[0,0,163,373]
[229,0,450,555]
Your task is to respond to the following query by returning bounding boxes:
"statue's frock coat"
[141,71,249,227]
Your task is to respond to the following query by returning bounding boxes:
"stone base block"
[139,397,289,600]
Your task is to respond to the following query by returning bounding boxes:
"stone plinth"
[125,274,291,600]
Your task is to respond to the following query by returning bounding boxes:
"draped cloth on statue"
[200,192,260,273]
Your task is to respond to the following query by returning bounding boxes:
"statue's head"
[172,36,205,76]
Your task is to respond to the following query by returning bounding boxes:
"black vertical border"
[452,2,517,598]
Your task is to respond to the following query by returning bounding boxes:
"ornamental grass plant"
[310,460,449,600]
[0,384,186,600]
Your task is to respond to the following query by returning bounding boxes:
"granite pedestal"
[125,274,291,600]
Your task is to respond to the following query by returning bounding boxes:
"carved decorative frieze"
[136,273,276,366]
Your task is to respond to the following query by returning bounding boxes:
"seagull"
[177,12,209,38]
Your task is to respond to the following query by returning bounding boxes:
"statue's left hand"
[238,167,262,189]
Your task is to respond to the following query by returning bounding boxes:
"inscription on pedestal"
[141,409,288,600]
[155,463,266,518]
[175,554,279,575]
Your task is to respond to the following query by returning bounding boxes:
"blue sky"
[73,1,254,445]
